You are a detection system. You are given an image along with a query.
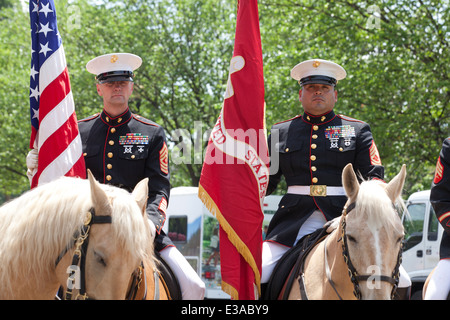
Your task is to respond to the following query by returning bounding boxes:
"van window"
[428,206,439,241]
[403,203,425,250]
[168,216,187,243]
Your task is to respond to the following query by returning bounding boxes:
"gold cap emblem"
[312,61,321,68]
[110,55,118,63]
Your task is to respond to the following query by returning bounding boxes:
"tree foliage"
[0,0,448,199]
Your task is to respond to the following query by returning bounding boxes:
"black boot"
[260,283,268,300]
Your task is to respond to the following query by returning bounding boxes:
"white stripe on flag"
[39,45,67,93]
[38,91,75,149]
[37,136,83,185]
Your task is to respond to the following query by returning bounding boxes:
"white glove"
[26,149,38,184]
[146,217,157,239]
[324,216,340,233]
[26,148,38,170]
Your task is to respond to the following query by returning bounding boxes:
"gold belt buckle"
[310,185,327,197]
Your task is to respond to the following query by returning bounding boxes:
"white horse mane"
[0,176,154,296]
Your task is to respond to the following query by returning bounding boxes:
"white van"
[402,190,443,299]
[163,186,282,299]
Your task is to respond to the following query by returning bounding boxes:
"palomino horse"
[287,163,406,300]
[0,170,166,300]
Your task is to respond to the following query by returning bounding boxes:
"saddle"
[263,227,328,300]
[126,252,182,300]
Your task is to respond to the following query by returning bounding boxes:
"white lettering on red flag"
[198,0,267,300]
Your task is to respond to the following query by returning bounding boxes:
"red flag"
[198,0,268,300]
[29,0,85,188]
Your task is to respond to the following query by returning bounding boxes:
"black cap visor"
[96,70,134,83]
[300,75,337,86]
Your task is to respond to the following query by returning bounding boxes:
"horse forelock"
[354,180,403,233]
[0,177,154,298]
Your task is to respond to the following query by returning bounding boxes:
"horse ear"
[385,164,406,203]
[88,169,112,216]
[132,178,149,217]
[342,163,359,202]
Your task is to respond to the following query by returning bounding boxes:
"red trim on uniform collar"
[302,110,336,125]
[100,108,132,127]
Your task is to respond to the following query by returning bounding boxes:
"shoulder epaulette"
[132,114,159,127]
[337,114,366,124]
[272,114,302,126]
[78,113,100,123]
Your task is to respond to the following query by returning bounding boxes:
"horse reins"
[325,202,403,300]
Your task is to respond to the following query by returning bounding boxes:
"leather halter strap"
[301,201,402,300]
[340,202,402,300]
[56,208,112,300]
[344,202,356,215]
[55,208,111,266]
[56,208,155,300]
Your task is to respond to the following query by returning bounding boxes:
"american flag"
[29,0,85,188]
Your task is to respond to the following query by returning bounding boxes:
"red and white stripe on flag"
[198,0,268,300]
[29,0,85,188]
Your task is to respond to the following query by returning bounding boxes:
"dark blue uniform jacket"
[266,110,384,247]
[78,108,172,251]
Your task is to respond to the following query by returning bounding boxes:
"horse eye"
[94,251,107,267]
[347,235,357,244]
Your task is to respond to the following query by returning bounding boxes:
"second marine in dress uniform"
[264,59,384,252]
[261,59,411,298]
[266,108,384,246]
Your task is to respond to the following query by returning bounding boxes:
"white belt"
[287,185,346,197]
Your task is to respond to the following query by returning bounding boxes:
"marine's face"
[96,81,134,109]
[299,84,338,116]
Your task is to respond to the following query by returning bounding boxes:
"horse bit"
[325,202,403,300]
[54,208,158,300]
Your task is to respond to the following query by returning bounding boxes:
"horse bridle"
[55,207,161,300]
[55,208,112,300]
[334,202,403,300]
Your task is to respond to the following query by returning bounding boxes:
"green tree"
[0,0,448,200]
[0,4,31,196]
[259,0,449,195]
[61,0,236,187]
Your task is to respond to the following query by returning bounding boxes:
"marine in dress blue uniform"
[78,109,172,251]
[80,53,171,251]
[265,59,384,248]
[261,59,392,292]
[80,53,205,299]
[262,59,411,299]
[266,111,384,246]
